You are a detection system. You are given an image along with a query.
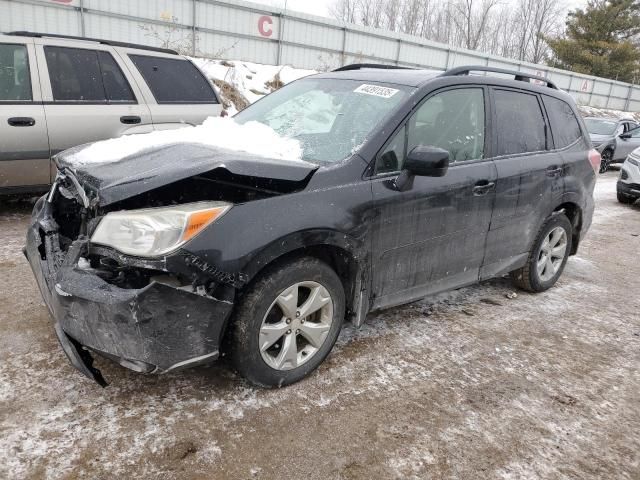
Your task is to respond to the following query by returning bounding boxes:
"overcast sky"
[250,0,589,19]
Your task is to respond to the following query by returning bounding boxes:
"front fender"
[240,228,366,283]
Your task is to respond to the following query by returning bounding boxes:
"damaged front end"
[24,144,315,386]
[25,177,237,386]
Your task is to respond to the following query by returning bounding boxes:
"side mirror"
[620,132,632,139]
[405,145,450,177]
[392,146,450,191]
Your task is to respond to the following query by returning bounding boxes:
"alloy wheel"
[536,226,568,282]
[259,281,334,371]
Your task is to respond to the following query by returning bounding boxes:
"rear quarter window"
[129,54,218,104]
[543,96,582,149]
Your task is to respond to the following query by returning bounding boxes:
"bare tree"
[328,0,360,23]
[452,0,500,50]
[328,0,564,65]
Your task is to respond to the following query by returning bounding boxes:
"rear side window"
[494,90,546,156]
[543,96,582,148]
[0,43,32,101]
[129,55,218,104]
[45,46,134,102]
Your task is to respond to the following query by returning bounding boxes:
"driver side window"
[375,88,485,174]
[408,88,485,162]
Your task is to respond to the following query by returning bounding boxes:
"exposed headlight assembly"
[91,201,231,257]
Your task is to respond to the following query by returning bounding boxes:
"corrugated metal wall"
[2,0,639,111]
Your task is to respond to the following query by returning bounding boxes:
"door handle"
[8,117,35,127]
[472,181,495,196]
[120,115,141,125]
[546,166,563,177]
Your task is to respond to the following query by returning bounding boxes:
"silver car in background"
[584,116,640,172]
[0,31,221,193]
[617,148,640,204]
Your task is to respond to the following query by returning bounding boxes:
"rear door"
[34,39,153,157]
[370,86,496,309]
[0,38,50,190]
[482,88,564,279]
[119,50,221,128]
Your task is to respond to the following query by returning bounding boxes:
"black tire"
[511,214,573,293]
[599,149,613,173]
[230,257,345,388]
[617,191,635,204]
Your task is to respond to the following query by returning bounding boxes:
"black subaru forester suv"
[25,65,598,388]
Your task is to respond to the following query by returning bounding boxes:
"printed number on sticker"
[354,84,399,98]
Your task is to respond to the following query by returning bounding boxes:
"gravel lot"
[0,171,638,480]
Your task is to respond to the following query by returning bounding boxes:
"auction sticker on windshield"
[354,84,399,98]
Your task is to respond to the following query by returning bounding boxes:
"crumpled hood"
[54,142,319,206]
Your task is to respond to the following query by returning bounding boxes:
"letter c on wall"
[258,16,273,37]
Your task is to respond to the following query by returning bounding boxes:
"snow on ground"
[64,117,303,165]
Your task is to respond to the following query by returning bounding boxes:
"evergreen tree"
[546,0,640,82]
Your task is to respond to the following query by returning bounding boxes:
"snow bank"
[192,58,316,114]
[64,117,303,165]
[578,105,640,121]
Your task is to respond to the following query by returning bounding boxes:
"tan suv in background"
[0,31,221,193]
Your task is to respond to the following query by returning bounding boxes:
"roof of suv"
[317,64,560,91]
[5,31,179,55]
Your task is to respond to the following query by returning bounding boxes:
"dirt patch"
[0,173,639,479]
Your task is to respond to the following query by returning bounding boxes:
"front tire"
[230,257,345,388]
[511,214,573,292]
[617,191,636,204]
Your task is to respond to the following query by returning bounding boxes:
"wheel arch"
[552,201,582,255]
[238,229,367,324]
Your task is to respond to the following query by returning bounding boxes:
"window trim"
[0,42,34,103]
[43,45,137,105]
[127,54,219,105]
[489,87,551,160]
[368,84,491,178]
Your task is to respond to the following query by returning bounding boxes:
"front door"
[369,87,496,310]
[615,126,640,161]
[0,40,50,189]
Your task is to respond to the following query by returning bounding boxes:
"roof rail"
[6,31,179,55]
[442,65,557,89]
[333,63,414,72]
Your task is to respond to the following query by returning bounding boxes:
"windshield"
[584,118,617,136]
[234,78,412,163]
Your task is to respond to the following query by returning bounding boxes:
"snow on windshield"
[63,117,303,165]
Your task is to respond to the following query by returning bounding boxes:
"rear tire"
[230,257,345,388]
[511,214,573,293]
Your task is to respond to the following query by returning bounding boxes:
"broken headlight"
[91,201,231,257]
